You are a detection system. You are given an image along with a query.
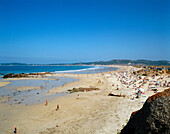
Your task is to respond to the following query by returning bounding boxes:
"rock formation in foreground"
[121,88,170,134]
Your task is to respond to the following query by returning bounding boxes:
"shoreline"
[0,65,169,133]
[0,65,118,77]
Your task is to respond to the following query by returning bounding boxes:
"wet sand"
[0,77,77,105]
[6,86,41,91]
[0,82,10,87]
[0,65,169,134]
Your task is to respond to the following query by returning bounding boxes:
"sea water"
[0,65,92,75]
[0,77,78,105]
[0,65,118,77]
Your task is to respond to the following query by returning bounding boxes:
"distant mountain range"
[0,60,169,66]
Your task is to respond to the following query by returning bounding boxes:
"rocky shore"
[3,72,51,78]
[133,66,170,76]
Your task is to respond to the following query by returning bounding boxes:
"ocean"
[0,65,118,77]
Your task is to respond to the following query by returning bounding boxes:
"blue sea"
[0,65,118,77]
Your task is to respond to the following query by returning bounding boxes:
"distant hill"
[0,60,169,66]
[72,59,170,66]
[0,63,28,66]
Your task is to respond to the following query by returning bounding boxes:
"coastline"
[0,65,118,76]
[0,65,169,134]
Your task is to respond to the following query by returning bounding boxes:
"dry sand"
[0,65,169,134]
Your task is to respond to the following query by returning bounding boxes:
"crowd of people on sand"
[108,67,170,100]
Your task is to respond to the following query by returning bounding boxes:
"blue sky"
[0,0,169,63]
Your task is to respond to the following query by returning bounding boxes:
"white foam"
[54,66,103,73]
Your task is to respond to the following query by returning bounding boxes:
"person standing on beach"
[14,127,17,134]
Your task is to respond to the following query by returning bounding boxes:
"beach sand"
[0,65,169,134]
[0,82,10,87]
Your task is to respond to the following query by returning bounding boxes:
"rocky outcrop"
[121,88,170,134]
[134,66,170,76]
[3,73,29,78]
[3,72,51,78]
[3,73,14,78]
[68,87,99,93]
[29,72,51,75]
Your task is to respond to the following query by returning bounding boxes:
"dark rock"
[68,87,99,93]
[2,72,52,78]
[3,73,29,78]
[29,72,51,75]
[121,88,170,134]
[108,93,125,97]
[3,73,13,78]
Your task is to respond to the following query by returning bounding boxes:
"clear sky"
[0,0,169,63]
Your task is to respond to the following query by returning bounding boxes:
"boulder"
[3,72,51,78]
[3,73,29,78]
[121,88,170,134]
[3,73,13,78]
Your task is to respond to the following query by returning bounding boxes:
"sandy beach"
[0,65,169,134]
[1,0,169,133]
